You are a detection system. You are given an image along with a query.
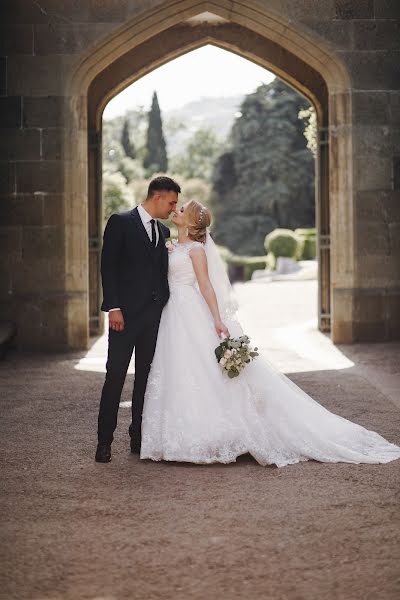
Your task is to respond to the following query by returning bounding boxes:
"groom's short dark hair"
[147,176,181,198]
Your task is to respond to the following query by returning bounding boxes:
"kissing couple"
[95,176,400,467]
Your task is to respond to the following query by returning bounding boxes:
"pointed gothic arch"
[65,0,353,347]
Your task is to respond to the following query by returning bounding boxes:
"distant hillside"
[103,94,244,158]
[164,95,243,155]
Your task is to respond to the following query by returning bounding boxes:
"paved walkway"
[1,280,399,600]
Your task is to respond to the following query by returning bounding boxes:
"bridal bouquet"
[215,335,259,379]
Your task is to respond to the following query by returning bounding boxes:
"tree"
[120,118,136,159]
[170,128,223,182]
[209,79,315,255]
[103,171,133,223]
[143,91,168,175]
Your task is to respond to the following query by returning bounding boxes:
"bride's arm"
[190,247,230,338]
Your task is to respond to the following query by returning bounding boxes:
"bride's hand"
[215,320,230,338]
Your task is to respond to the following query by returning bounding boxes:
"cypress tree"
[143,91,168,173]
[120,118,136,159]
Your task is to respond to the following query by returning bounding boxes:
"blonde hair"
[185,200,212,244]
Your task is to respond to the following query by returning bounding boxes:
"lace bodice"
[168,241,204,287]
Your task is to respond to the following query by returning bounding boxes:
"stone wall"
[0,0,399,349]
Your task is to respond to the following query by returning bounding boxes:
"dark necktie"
[150,219,157,247]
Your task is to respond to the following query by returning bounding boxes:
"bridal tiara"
[199,206,206,224]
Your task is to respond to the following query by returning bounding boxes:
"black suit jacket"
[100,207,170,317]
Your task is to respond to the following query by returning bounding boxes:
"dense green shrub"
[227,255,269,282]
[264,228,299,259]
[103,171,133,222]
[295,227,317,260]
[294,227,316,237]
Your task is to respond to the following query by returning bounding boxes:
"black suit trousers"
[97,303,163,445]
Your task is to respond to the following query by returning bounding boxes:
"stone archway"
[65,0,353,348]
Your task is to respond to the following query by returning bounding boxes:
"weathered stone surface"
[352,125,393,156]
[352,288,400,341]
[0,25,33,54]
[266,1,336,20]
[41,128,64,160]
[356,255,400,287]
[0,194,44,226]
[353,20,400,51]
[388,92,400,127]
[0,226,22,257]
[352,91,391,125]
[331,287,354,343]
[7,55,75,96]
[393,156,400,190]
[355,156,393,192]
[0,162,16,194]
[356,190,400,223]
[301,20,353,50]
[343,50,400,90]
[387,291,400,338]
[355,221,391,257]
[0,128,41,160]
[14,255,65,294]
[0,96,22,128]
[374,0,400,19]
[353,290,387,342]
[34,23,114,55]
[23,96,66,128]
[0,226,23,302]
[334,0,374,19]
[22,226,64,260]
[389,223,400,254]
[0,57,6,96]
[16,160,64,193]
[1,0,130,24]
[42,193,65,225]
[16,298,68,350]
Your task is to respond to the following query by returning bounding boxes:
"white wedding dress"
[140,239,400,467]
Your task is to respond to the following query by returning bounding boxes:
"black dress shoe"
[130,438,141,454]
[95,443,111,463]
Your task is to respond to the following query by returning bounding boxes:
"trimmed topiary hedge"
[264,228,299,259]
[227,255,269,282]
[294,228,317,260]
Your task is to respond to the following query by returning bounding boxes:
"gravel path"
[1,280,399,600]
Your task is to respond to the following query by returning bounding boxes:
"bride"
[140,200,400,467]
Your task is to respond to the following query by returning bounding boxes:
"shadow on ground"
[1,344,399,600]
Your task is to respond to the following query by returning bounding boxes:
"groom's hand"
[109,309,125,332]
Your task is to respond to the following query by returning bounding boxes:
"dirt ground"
[1,281,400,600]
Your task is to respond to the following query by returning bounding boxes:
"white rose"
[220,357,226,366]
[224,349,232,358]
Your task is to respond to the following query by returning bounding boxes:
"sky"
[103,45,275,119]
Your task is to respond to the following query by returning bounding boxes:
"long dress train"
[140,241,400,467]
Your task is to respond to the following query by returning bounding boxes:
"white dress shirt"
[137,203,159,246]
[109,204,159,312]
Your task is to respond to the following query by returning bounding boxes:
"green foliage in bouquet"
[215,335,259,379]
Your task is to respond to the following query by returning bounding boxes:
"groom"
[95,176,181,463]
